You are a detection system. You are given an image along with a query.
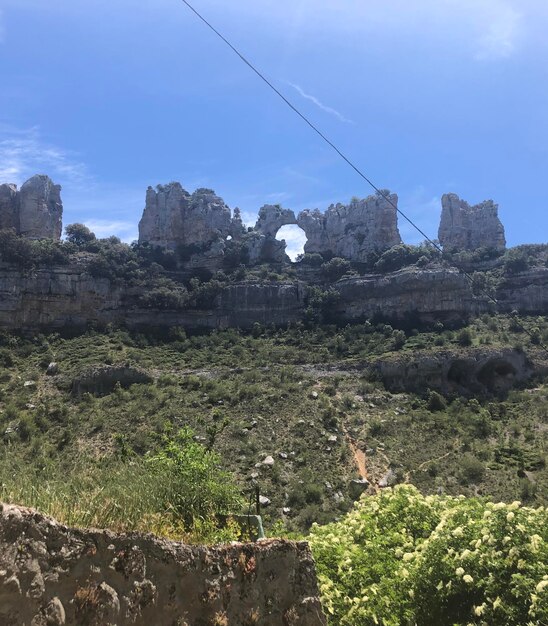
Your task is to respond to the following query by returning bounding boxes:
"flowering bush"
[308,485,547,625]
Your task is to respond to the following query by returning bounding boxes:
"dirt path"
[348,438,368,480]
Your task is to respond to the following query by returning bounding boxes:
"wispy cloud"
[475,4,522,60]
[83,219,138,243]
[0,127,89,187]
[287,82,354,124]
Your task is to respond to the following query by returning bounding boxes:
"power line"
[179,0,548,355]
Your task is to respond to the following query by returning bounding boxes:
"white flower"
[455,567,465,577]
[536,580,548,593]
[463,575,474,584]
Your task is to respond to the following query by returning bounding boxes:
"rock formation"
[0,174,63,239]
[137,185,403,265]
[0,502,326,626]
[297,191,402,262]
[438,193,506,252]
[138,183,239,250]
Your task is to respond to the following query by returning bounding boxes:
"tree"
[65,223,96,246]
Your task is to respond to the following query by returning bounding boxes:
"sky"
[0,0,547,258]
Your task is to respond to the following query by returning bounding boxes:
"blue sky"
[0,0,547,258]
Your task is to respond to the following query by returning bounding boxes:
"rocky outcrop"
[138,183,239,250]
[297,191,401,261]
[0,502,326,626]
[71,365,153,397]
[438,194,506,252]
[0,175,63,239]
[333,267,479,323]
[371,348,534,395]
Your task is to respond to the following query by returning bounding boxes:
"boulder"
[438,193,506,252]
[46,362,59,376]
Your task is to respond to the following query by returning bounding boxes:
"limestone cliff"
[438,193,506,252]
[1,263,546,332]
[0,174,63,239]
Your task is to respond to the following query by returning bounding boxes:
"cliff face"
[438,193,506,252]
[1,264,546,332]
[0,175,63,239]
[0,502,326,626]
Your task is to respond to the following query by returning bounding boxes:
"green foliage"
[147,427,242,525]
[321,257,352,282]
[0,428,242,542]
[137,278,189,309]
[457,328,473,346]
[309,485,548,625]
[427,390,447,412]
[304,287,341,324]
[65,223,96,246]
[503,244,548,275]
[374,243,440,273]
[299,252,324,267]
[0,229,71,267]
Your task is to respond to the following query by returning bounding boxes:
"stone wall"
[0,503,326,626]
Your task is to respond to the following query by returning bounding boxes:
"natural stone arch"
[254,204,297,237]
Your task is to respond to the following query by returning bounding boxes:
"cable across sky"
[179,0,548,355]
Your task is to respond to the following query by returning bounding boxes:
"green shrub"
[321,257,352,282]
[457,328,473,346]
[427,390,447,412]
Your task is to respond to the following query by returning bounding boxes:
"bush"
[457,328,473,346]
[299,253,324,267]
[460,454,486,483]
[309,485,548,626]
[65,223,96,246]
[374,243,440,273]
[427,390,447,412]
[321,257,352,282]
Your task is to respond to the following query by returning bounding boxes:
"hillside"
[1,314,546,536]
